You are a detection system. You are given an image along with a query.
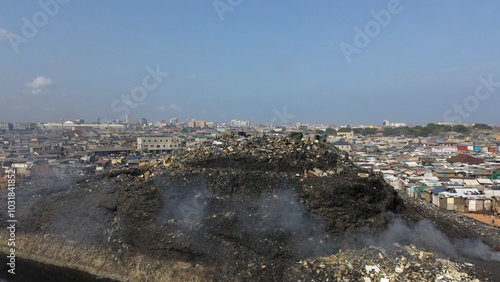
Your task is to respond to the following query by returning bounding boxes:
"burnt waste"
[1,135,498,281]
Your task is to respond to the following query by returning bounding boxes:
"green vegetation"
[490,171,499,180]
[352,128,378,136]
[298,123,483,138]
[472,123,492,130]
[382,123,470,137]
[337,127,352,132]
[325,128,336,135]
[452,124,469,133]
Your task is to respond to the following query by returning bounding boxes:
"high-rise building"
[382,120,390,126]
[169,117,178,124]
[125,115,132,124]
[140,118,148,125]
[186,119,206,128]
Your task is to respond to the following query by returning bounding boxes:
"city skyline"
[1,1,500,125]
[1,116,498,128]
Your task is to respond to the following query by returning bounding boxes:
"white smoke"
[361,216,500,262]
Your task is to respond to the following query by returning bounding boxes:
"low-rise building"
[332,140,352,152]
[137,136,183,153]
[336,131,354,140]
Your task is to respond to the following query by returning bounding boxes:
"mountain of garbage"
[1,135,496,281]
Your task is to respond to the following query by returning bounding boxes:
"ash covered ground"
[2,136,499,281]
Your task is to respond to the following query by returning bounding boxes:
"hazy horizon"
[1,1,499,125]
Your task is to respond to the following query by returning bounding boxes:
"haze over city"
[1,1,500,125]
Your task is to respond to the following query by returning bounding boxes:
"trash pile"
[293,244,486,282]
[165,135,359,176]
[154,136,402,235]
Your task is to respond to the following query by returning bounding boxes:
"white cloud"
[26,76,54,95]
[168,104,182,112]
[0,28,11,41]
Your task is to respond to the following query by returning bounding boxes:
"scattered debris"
[1,136,497,281]
[294,244,485,281]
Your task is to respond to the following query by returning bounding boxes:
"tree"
[337,127,352,132]
[473,123,492,130]
[453,124,469,134]
[325,128,336,135]
[362,128,377,135]
[352,128,363,134]
[383,127,399,136]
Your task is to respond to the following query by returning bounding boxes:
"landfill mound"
[163,136,403,236]
[0,136,491,281]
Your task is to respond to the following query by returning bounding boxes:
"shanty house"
[430,187,447,207]
[492,196,500,213]
[464,195,491,213]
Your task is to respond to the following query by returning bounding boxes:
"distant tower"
[382,120,390,127]
[125,115,132,124]
[97,117,101,129]
[140,118,147,125]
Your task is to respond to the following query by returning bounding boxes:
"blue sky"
[1,0,500,125]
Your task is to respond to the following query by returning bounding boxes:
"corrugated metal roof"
[430,188,446,195]
[332,140,351,146]
[414,185,429,192]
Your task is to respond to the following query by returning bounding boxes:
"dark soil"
[1,138,497,280]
